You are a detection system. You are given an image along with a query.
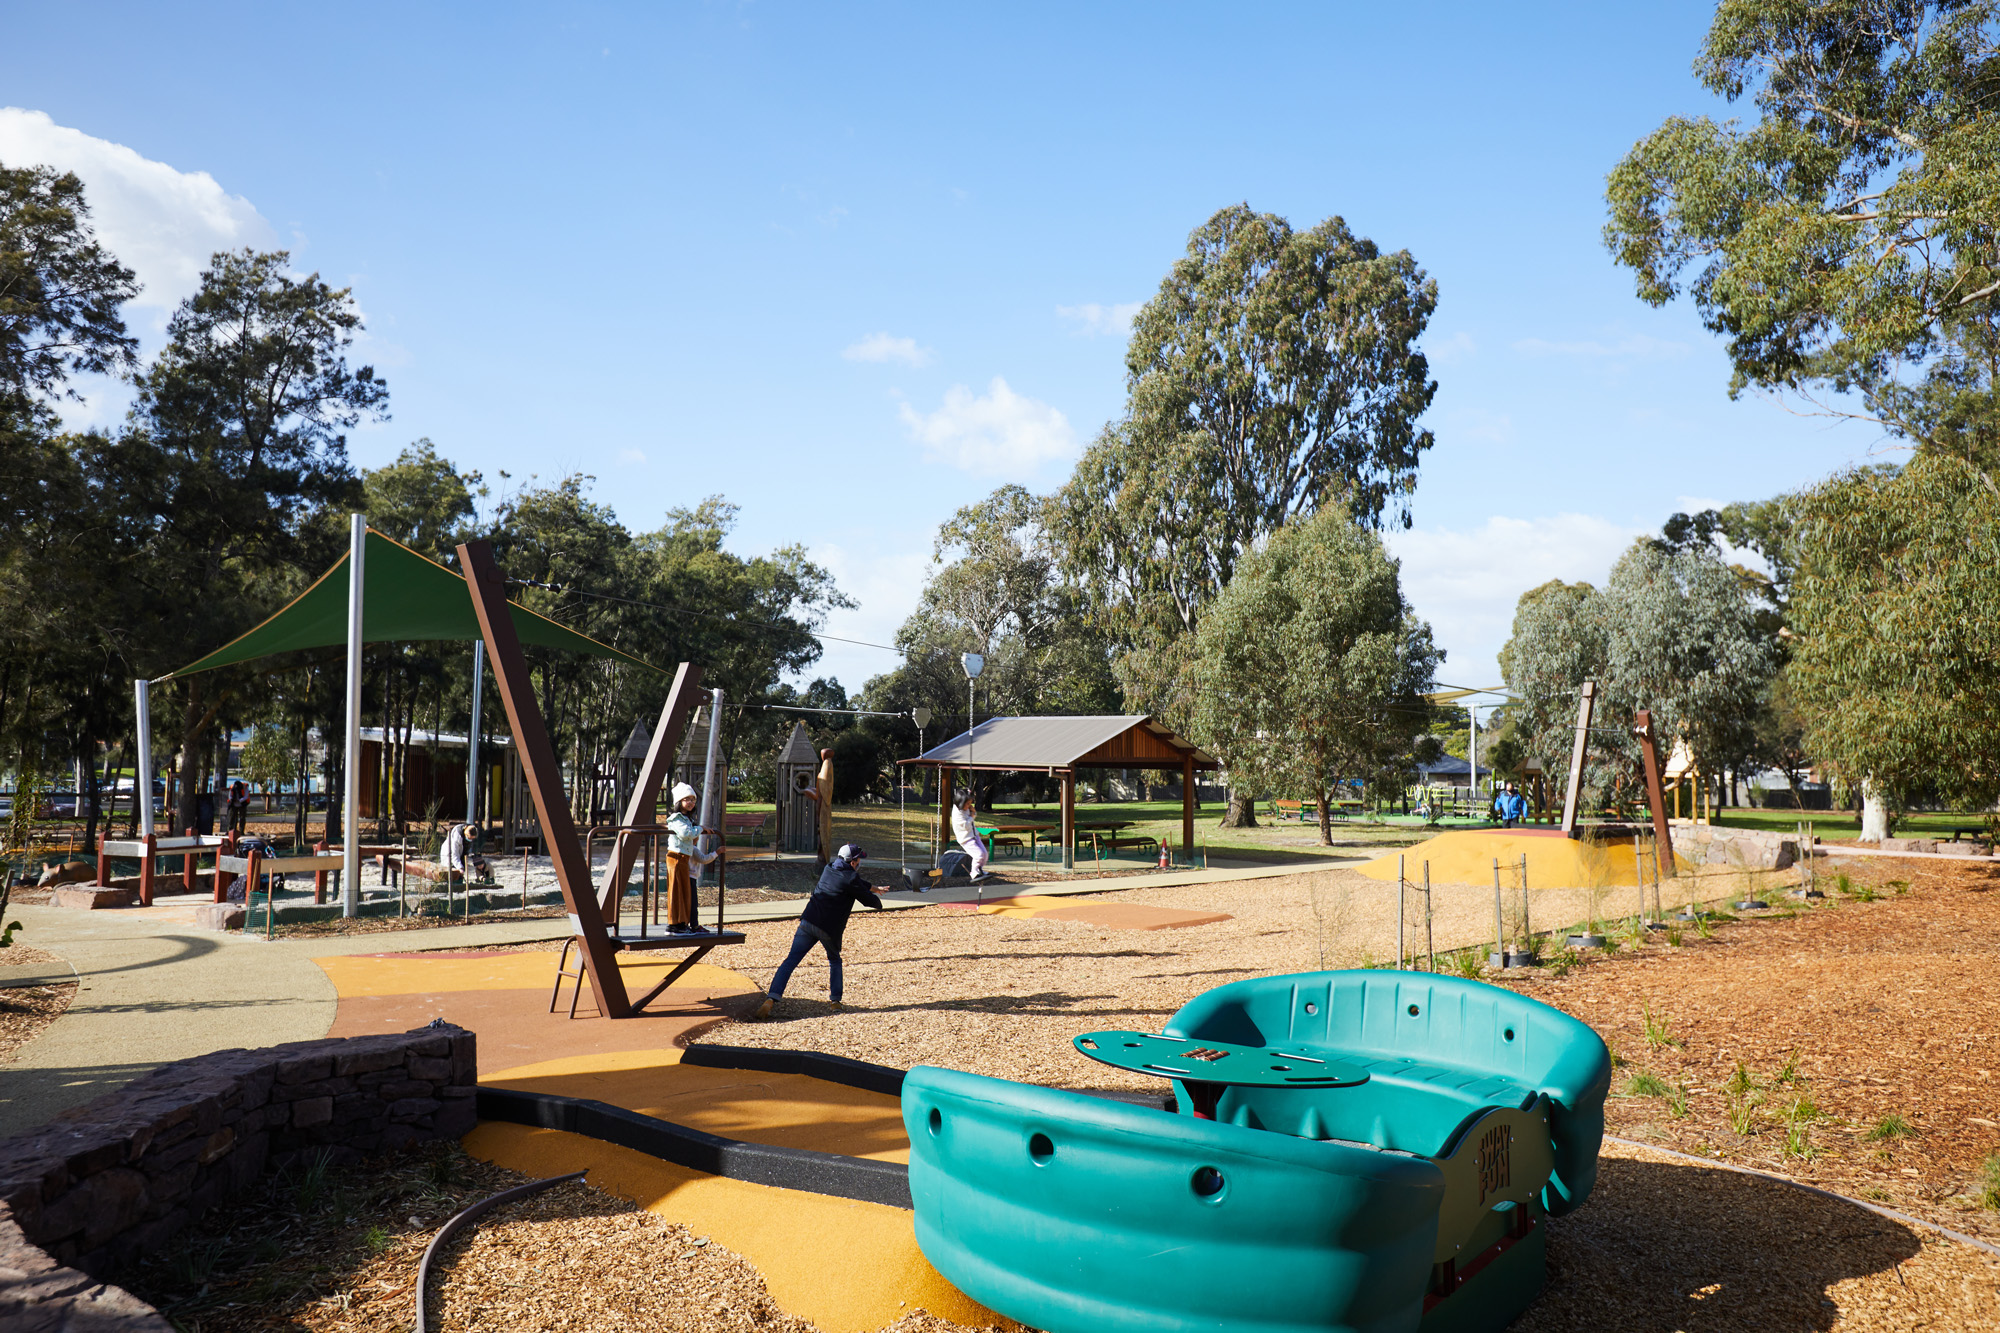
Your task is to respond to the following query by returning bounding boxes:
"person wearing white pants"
[949,790,991,882]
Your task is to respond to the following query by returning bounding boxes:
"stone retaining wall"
[1667,823,1800,871]
[0,1023,475,1325]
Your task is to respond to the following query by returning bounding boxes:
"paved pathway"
[0,855,1362,1138]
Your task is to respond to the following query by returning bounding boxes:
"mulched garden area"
[121,1143,998,1333]
[0,942,74,1066]
[1495,856,2000,1243]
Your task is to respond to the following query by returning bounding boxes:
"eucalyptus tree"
[1789,452,2000,834]
[1501,543,1776,813]
[1052,205,1437,819]
[1606,0,2000,464]
[1191,508,1440,845]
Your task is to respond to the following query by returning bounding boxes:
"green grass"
[1713,807,1995,841]
[1642,1002,1682,1050]
[1865,1113,1915,1141]
[1980,1155,2000,1211]
[1621,1071,1670,1098]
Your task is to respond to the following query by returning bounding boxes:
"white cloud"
[1444,407,1516,446]
[843,332,934,367]
[618,447,647,465]
[1511,333,1691,361]
[1385,513,1649,687]
[1056,302,1142,337]
[1427,331,1477,366]
[898,377,1076,477]
[0,108,272,323]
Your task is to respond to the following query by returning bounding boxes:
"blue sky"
[3,3,1889,696]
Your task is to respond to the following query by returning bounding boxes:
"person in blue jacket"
[752,842,884,1019]
[1498,782,1530,828]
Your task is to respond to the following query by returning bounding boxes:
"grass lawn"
[725,796,1456,868]
[1714,807,1994,841]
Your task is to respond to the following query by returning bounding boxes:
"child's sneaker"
[749,996,775,1021]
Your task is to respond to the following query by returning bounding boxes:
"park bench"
[723,811,770,845]
[1268,799,1313,822]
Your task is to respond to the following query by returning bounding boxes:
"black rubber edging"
[679,1042,908,1096]
[415,1168,588,1333]
[475,1086,912,1209]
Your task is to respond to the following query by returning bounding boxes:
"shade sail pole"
[466,640,485,825]
[342,514,365,917]
[699,687,724,886]
[134,679,152,839]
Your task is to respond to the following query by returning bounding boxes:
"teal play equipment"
[901,970,1611,1333]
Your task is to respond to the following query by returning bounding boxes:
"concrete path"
[0,855,1363,1138]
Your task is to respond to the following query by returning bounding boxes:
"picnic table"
[976,820,1057,857]
[1072,1028,1370,1120]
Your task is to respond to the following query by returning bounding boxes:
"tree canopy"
[1191,508,1440,844]
[1052,204,1438,731]
[1606,0,2000,461]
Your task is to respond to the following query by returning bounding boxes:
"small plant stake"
[1396,854,1405,971]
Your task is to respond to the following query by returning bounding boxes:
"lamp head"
[960,653,984,681]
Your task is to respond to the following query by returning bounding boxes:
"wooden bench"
[723,811,771,845]
[1268,799,1311,822]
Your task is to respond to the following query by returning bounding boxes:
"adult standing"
[753,843,883,1018]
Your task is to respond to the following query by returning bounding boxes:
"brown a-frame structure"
[460,538,741,1018]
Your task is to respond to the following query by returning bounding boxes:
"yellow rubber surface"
[463,1120,1010,1332]
[486,1048,911,1162]
[1355,830,1685,888]
[316,950,750,998]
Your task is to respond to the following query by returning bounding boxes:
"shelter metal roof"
[903,715,1217,772]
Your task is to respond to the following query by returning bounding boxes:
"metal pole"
[134,679,153,839]
[699,688,724,886]
[1468,701,1479,820]
[1493,857,1504,961]
[1397,854,1406,971]
[1423,861,1434,972]
[465,640,484,825]
[341,514,365,917]
[1635,840,1648,925]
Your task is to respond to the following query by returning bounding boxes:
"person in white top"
[948,789,991,882]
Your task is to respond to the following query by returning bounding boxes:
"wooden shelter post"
[596,663,704,917]
[1061,768,1075,870]
[458,538,632,1019]
[1181,755,1195,861]
[1559,681,1596,837]
[1633,708,1675,877]
[937,767,954,855]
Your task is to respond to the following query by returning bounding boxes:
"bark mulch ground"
[1494,854,2000,1243]
[0,942,76,1067]
[119,1144,1000,1333]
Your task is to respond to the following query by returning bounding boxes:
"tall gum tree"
[1604,0,2000,835]
[1052,205,1438,823]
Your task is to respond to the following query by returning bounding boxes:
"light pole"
[907,705,932,877]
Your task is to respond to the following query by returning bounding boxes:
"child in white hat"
[664,781,717,933]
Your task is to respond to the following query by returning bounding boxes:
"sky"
[2,2,1894,701]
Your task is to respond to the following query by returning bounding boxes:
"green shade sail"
[159,529,659,679]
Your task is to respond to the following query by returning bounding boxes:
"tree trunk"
[1221,790,1258,828]
[1316,781,1332,847]
[1860,777,1893,841]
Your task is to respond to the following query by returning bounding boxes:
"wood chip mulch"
[0,978,74,1066]
[121,1144,1004,1333]
[1494,857,2000,1244]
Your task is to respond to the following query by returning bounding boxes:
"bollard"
[182,827,198,894]
[139,832,157,905]
[313,840,329,903]
[95,830,110,891]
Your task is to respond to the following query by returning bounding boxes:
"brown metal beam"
[595,663,705,917]
[1559,681,1596,837]
[458,539,632,1019]
[1633,708,1676,876]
